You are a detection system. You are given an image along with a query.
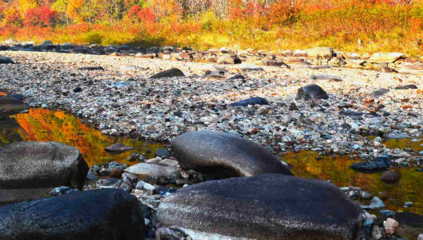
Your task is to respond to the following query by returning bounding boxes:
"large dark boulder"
[0,189,145,240]
[157,174,364,240]
[295,84,329,101]
[150,68,185,79]
[350,155,392,173]
[229,97,269,107]
[0,142,89,204]
[171,131,293,177]
[0,96,29,113]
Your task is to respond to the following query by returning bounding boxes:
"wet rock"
[393,212,423,240]
[49,186,79,197]
[307,47,334,59]
[0,189,145,240]
[384,218,399,235]
[124,163,177,178]
[381,170,401,184]
[0,56,14,64]
[350,155,392,172]
[78,66,104,71]
[295,84,329,101]
[0,142,88,204]
[104,143,134,153]
[172,131,293,177]
[150,68,185,79]
[0,96,29,113]
[229,97,269,107]
[157,174,363,240]
[154,148,172,158]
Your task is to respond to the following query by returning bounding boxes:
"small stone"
[104,143,134,153]
[360,191,373,200]
[154,148,172,158]
[50,186,79,197]
[372,225,385,240]
[110,168,124,179]
[384,218,399,235]
[381,170,401,184]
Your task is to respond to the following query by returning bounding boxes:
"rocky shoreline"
[1,45,423,167]
[1,43,423,239]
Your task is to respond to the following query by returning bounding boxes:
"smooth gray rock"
[0,189,145,240]
[0,142,89,204]
[295,84,329,101]
[171,131,293,177]
[157,174,363,240]
[124,163,177,178]
[104,143,134,153]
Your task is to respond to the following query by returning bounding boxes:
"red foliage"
[128,5,156,23]
[24,6,57,27]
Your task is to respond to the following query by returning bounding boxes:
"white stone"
[383,218,399,235]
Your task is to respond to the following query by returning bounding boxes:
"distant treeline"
[1,0,422,56]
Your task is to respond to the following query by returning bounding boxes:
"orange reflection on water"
[283,151,422,215]
[10,109,163,166]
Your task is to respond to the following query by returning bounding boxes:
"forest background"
[0,0,422,56]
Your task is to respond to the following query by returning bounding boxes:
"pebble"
[0,50,422,170]
[384,218,399,235]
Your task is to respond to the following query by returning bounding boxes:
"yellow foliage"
[18,0,37,17]
[66,0,84,23]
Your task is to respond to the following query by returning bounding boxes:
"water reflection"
[0,109,163,166]
[283,151,422,215]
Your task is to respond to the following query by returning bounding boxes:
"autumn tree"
[66,0,84,22]
[25,6,57,26]
[19,0,38,16]
[3,5,23,27]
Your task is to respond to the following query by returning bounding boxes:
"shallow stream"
[0,107,421,214]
